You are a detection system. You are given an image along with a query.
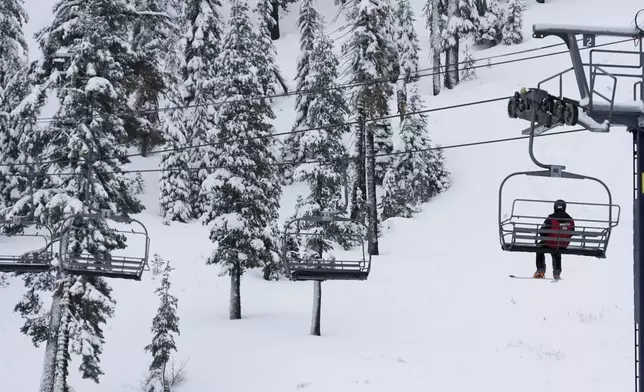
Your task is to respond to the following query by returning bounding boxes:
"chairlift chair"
[282,212,372,281]
[502,83,621,259]
[498,170,620,259]
[59,209,150,280]
[0,218,54,273]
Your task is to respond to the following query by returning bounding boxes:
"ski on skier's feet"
[509,274,562,281]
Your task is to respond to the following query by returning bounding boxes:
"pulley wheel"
[552,101,565,124]
[539,97,553,114]
[507,97,518,118]
[563,103,579,126]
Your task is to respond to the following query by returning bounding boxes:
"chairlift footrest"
[0,263,53,273]
[289,269,369,281]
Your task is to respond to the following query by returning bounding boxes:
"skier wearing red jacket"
[533,199,575,279]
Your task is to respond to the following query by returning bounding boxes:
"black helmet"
[554,199,566,212]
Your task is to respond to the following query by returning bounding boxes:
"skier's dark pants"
[535,251,562,272]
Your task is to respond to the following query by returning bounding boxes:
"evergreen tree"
[11,0,146,387]
[460,45,477,81]
[381,84,451,220]
[381,167,414,219]
[280,0,323,183]
[129,0,176,156]
[502,0,526,45]
[143,258,180,392]
[285,30,360,272]
[201,0,282,320]
[254,0,283,96]
[474,0,504,46]
[442,0,478,88]
[159,101,192,223]
[394,0,420,120]
[0,0,29,211]
[181,0,223,217]
[344,0,398,254]
[0,272,8,287]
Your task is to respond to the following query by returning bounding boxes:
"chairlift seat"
[59,212,150,281]
[61,254,146,281]
[499,199,619,259]
[499,170,620,260]
[287,259,370,281]
[282,216,372,282]
[0,255,53,273]
[501,224,610,258]
[0,220,54,273]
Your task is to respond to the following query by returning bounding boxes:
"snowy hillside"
[0,0,642,391]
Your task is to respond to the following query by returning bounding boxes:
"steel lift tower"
[505,19,644,389]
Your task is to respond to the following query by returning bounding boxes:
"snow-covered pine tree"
[442,0,478,88]
[394,0,420,120]
[286,28,360,267]
[10,0,147,387]
[474,0,504,47]
[129,0,176,156]
[0,272,8,287]
[143,258,180,392]
[502,0,526,45]
[254,0,284,96]
[159,100,193,223]
[381,83,451,220]
[280,0,323,184]
[201,0,282,320]
[344,0,398,254]
[0,0,29,212]
[460,45,476,81]
[181,0,223,217]
[158,0,184,87]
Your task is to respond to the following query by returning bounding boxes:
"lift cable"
[4,127,587,178]
[2,95,512,168]
[31,38,632,125]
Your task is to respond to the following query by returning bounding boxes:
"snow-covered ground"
[1,0,642,391]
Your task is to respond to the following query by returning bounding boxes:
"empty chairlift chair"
[282,213,372,281]
[498,170,620,259]
[0,218,54,273]
[59,209,151,280]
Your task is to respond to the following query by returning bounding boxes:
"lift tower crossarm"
[534,24,644,38]
[531,22,644,133]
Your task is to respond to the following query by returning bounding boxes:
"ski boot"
[553,270,562,280]
[533,270,545,279]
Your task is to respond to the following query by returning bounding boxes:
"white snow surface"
[1,0,643,391]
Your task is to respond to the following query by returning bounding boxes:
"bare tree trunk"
[39,273,66,392]
[444,51,451,88]
[230,261,241,320]
[350,120,366,222]
[445,0,458,89]
[365,124,379,256]
[431,0,442,96]
[273,69,288,93]
[270,1,280,40]
[52,281,71,392]
[454,39,460,85]
[310,281,321,336]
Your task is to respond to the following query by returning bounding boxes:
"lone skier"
[533,199,575,279]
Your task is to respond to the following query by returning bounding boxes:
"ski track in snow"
[0,0,640,391]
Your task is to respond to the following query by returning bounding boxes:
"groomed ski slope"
[0,0,642,391]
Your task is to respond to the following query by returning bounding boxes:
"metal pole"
[634,128,644,392]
